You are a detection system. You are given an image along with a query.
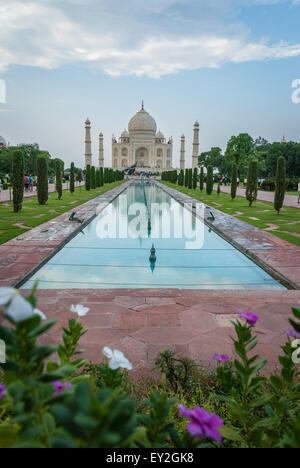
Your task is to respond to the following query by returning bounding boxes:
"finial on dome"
[142,100,144,110]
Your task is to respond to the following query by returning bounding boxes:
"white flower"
[0,287,17,306]
[70,304,90,317]
[34,309,47,321]
[6,294,35,323]
[102,347,133,371]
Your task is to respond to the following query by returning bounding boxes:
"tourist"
[24,175,29,192]
[29,174,34,191]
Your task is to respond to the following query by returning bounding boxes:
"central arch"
[135,147,149,167]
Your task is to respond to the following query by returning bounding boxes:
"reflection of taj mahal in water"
[84,103,200,172]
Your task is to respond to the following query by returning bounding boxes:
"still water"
[22,181,285,290]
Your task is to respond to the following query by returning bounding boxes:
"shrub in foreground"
[0,287,299,448]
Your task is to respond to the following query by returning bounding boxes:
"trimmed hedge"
[37,156,48,205]
[12,149,24,213]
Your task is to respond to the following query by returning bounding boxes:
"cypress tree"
[55,159,62,200]
[70,162,75,194]
[12,149,24,212]
[188,169,193,189]
[193,168,198,190]
[100,167,104,186]
[246,160,258,207]
[77,170,83,184]
[184,168,189,187]
[37,156,48,205]
[231,163,237,200]
[206,165,213,195]
[91,166,96,189]
[104,168,109,184]
[178,170,184,186]
[85,164,91,191]
[96,168,100,187]
[274,156,286,215]
[200,166,204,192]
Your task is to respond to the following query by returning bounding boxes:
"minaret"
[99,132,104,168]
[180,135,185,171]
[192,121,200,170]
[85,118,92,168]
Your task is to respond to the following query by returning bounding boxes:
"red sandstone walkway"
[14,288,299,376]
[212,184,300,209]
[0,182,85,203]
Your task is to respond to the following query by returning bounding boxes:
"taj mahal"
[84,104,200,172]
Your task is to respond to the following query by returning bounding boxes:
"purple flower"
[53,381,72,396]
[0,383,6,400]
[212,354,230,362]
[239,311,259,326]
[53,381,64,396]
[285,330,300,339]
[178,404,223,444]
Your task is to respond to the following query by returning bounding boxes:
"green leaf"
[219,425,243,443]
[28,319,57,338]
[251,359,267,374]
[291,307,300,321]
[249,393,273,409]
[46,360,59,373]
[289,319,300,334]
[38,365,76,382]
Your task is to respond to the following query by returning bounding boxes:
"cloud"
[0,0,299,78]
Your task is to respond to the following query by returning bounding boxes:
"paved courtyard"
[19,288,300,376]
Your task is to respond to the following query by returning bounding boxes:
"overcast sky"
[0,0,300,168]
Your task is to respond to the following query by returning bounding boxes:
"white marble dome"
[128,107,157,136]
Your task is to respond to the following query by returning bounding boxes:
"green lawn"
[0,181,125,245]
[161,182,300,247]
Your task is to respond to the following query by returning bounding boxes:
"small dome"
[194,121,199,128]
[121,129,129,138]
[128,107,157,136]
[85,118,91,125]
[156,130,164,139]
[0,136,7,146]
